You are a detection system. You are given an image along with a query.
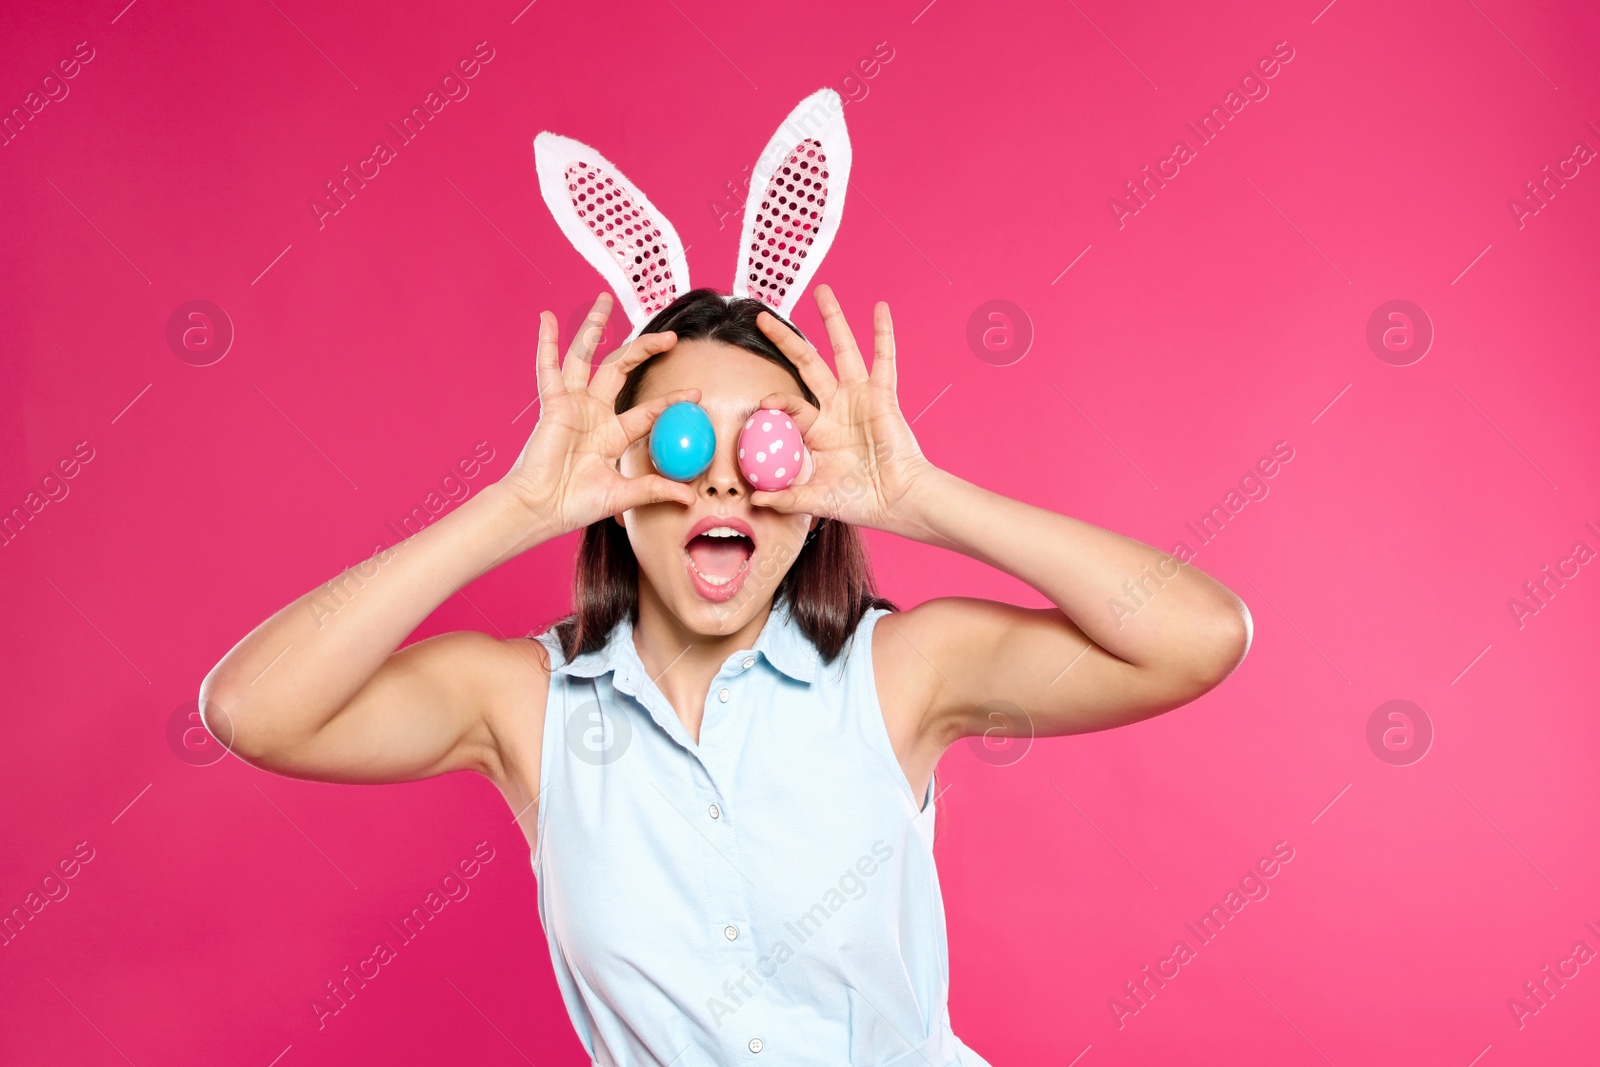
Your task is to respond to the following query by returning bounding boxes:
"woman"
[201,283,1251,1065]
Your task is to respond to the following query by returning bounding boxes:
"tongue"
[688,536,750,578]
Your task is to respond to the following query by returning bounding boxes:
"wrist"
[892,463,966,547]
[468,480,563,560]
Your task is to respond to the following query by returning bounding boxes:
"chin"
[681,566,776,632]
[649,561,785,638]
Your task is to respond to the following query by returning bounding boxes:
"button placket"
[697,663,764,1028]
[696,673,750,982]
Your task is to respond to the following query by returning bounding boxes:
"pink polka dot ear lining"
[533,87,853,342]
[737,410,805,492]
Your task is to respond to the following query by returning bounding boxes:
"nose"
[697,435,744,499]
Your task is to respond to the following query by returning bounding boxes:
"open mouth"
[683,517,755,602]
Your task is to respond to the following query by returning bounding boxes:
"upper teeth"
[701,527,745,538]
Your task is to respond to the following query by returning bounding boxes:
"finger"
[615,387,703,445]
[756,392,821,437]
[561,293,610,391]
[756,309,838,402]
[590,329,679,405]
[813,284,869,383]
[535,310,565,403]
[749,482,824,515]
[870,300,897,392]
[613,473,698,512]
[566,287,608,367]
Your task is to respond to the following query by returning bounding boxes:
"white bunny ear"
[534,131,690,336]
[731,88,852,317]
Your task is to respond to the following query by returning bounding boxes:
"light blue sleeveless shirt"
[530,602,992,1067]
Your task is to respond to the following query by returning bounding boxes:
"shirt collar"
[552,598,819,685]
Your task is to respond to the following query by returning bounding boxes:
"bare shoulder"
[463,631,551,851]
[476,632,551,782]
[871,596,1031,683]
[870,597,1049,747]
[869,600,963,708]
[868,600,973,773]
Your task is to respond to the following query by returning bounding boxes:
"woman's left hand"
[751,284,941,537]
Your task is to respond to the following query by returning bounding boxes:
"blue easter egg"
[649,401,717,482]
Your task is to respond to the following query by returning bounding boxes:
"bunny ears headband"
[534,88,852,340]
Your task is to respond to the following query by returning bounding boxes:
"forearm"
[898,468,1249,676]
[201,482,549,751]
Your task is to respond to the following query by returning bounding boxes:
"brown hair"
[552,288,895,664]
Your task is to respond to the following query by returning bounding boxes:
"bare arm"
[199,485,550,786]
[200,295,700,795]
[877,472,1250,746]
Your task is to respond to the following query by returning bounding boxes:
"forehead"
[634,338,799,419]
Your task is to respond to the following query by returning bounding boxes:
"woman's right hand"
[497,293,698,541]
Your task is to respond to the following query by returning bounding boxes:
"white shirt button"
[718,688,730,703]
[708,803,721,819]
[724,924,739,940]
[742,657,756,669]
[748,1038,764,1053]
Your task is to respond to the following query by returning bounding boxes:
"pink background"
[3,0,1598,1063]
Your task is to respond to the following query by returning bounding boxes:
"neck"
[632,582,775,735]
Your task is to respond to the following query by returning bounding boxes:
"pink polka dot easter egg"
[737,409,806,492]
